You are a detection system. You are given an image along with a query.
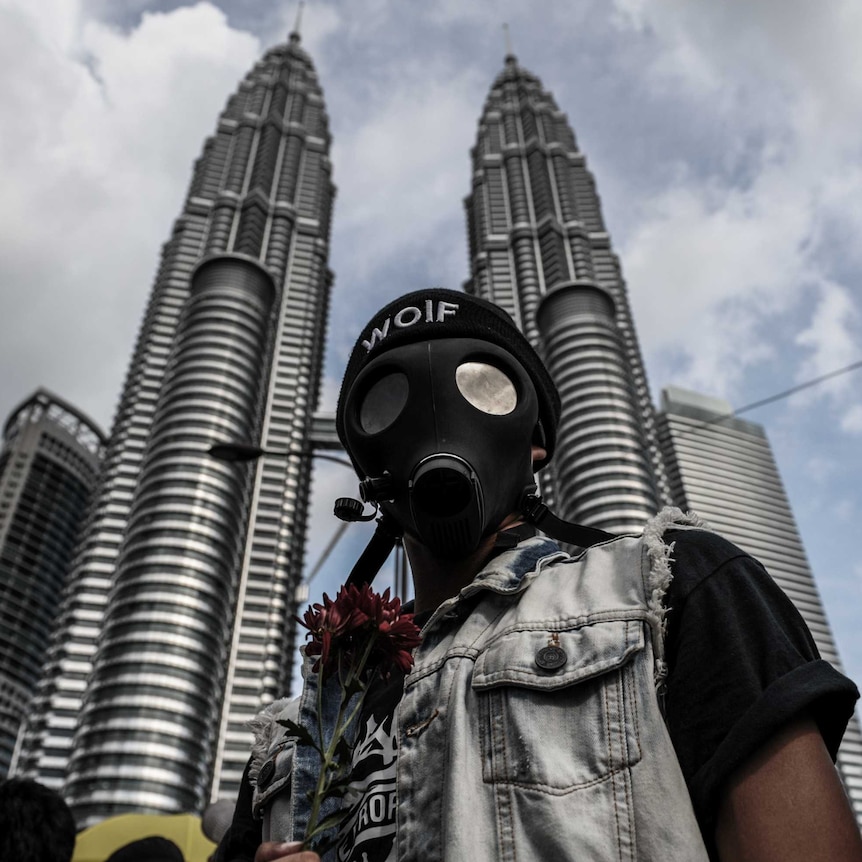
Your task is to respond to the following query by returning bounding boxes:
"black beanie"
[336,288,561,467]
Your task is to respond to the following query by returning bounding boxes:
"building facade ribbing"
[0,390,104,777]
[16,31,334,823]
[657,385,862,825]
[64,257,278,822]
[463,54,670,533]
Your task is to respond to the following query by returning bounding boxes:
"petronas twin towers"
[14,28,861,826]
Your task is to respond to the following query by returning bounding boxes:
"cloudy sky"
[3,0,862,688]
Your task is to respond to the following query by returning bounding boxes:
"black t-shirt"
[215,530,859,861]
[661,528,857,853]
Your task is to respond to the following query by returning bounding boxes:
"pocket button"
[535,645,567,671]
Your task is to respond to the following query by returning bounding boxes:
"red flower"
[288,584,423,854]
[296,584,421,680]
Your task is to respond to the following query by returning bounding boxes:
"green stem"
[303,632,380,849]
[304,653,329,847]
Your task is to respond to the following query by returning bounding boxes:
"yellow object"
[72,813,216,862]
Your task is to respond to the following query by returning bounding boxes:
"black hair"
[105,836,185,862]
[0,778,76,862]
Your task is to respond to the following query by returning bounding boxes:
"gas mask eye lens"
[359,371,409,434]
[455,362,517,415]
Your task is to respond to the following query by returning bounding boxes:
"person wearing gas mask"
[217,289,862,862]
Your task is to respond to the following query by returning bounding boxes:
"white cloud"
[605,0,862,415]
[795,282,859,384]
[803,455,840,485]
[832,497,856,523]
[788,281,862,433]
[612,0,862,135]
[0,1,259,428]
[624,173,810,395]
[841,405,862,435]
[329,68,482,281]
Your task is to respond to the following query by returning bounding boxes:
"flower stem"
[304,654,329,846]
[303,632,380,849]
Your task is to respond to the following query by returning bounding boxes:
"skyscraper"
[16,30,334,823]
[463,54,670,534]
[657,385,862,824]
[0,390,104,776]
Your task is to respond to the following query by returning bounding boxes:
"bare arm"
[715,717,862,862]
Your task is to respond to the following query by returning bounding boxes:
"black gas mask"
[334,288,613,587]
[340,337,542,558]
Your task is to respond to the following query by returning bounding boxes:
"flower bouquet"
[281,583,422,855]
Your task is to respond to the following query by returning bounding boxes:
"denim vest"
[250,509,710,861]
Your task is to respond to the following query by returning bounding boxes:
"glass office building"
[658,385,862,826]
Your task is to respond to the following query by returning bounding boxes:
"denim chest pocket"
[252,739,296,819]
[471,619,644,792]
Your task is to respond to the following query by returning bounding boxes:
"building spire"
[502,22,516,64]
[290,1,304,43]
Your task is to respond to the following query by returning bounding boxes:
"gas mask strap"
[520,493,615,547]
[345,514,403,587]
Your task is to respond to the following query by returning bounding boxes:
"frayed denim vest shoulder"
[251,507,711,861]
